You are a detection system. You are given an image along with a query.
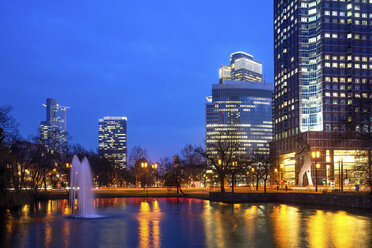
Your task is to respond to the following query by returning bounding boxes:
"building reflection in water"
[137,199,162,248]
[0,198,372,248]
[271,204,301,248]
[308,210,372,248]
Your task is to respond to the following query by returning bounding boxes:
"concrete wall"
[209,192,372,210]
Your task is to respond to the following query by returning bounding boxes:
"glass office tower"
[206,81,273,156]
[98,116,127,169]
[219,52,263,84]
[40,98,69,150]
[273,0,372,186]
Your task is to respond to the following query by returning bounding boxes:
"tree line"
[0,105,282,207]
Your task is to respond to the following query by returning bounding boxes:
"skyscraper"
[219,52,263,84]
[40,98,69,150]
[273,0,372,186]
[98,116,127,169]
[206,81,273,156]
[207,52,272,157]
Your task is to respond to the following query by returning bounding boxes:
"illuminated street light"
[231,161,238,193]
[315,163,320,192]
[311,151,321,192]
[141,162,148,168]
[218,159,222,166]
[311,151,320,159]
[152,163,158,169]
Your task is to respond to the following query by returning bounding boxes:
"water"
[69,155,97,218]
[0,198,371,248]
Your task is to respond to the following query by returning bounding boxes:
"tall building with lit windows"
[98,116,127,169]
[219,52,263,84]
[273,0,372,186]
[207,52,272,157]
[40,98,69,150]
[206,81,273,156]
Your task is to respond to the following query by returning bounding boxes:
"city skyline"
[1,1,371,247]
[0,1,274,160]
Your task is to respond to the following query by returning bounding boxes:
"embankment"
[209,192,372,209]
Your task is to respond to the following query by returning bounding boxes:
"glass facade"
[206,81,273,156]
[98,116,127,169]
[40,98,68,150]
[230,52,263,82]
[274,0,372,186]
[219,65,232,84]
[219,52,263,84]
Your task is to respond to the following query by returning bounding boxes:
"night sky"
[0,1,274,161]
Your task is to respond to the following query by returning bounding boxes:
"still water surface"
[0,197,371,248]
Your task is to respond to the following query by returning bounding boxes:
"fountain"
[69,155,100,218]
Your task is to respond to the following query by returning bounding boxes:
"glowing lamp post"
[315,163,320,192]
[231,161,238,193]
[151,163,158,187]
[311,151,320,192]
[140,162,148,188]
[280,164,284,187]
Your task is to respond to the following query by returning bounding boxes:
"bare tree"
[196,133,241,193]
[249,152,274,193]
[0,106,20,146]
[161,156,185,194]
[180,144,206,183]
[128,146,149,187]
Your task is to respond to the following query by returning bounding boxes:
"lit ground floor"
[273,131,372,187]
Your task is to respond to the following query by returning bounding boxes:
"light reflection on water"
[0,198,371,248]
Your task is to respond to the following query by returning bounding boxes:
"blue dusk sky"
[0,1,274,161]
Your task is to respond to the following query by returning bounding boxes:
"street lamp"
[140,162,148,188]
[338,158,344,192]
[218,159,222,166]
[151,163,158,187]
[311,151,320,191]
[274,168,278,186]
[280,164,284,187]
[231,161,238,193]
[315,163,320,192]
[311,151,320,160]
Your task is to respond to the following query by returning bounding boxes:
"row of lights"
[141,162,158,169]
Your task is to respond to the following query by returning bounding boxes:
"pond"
[0,197,371,248]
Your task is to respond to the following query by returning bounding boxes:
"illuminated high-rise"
[98,116,127,168]
[219,52,263,84]
[40,98,69,150]
[273,0,372,186]
[207,52,272,157]
[206,81,273,156]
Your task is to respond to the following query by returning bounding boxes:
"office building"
[206,81,273,156]
[273,0,372,186]
[219,52,263,84]
[98,116,127,168]
[40,98,69,150]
